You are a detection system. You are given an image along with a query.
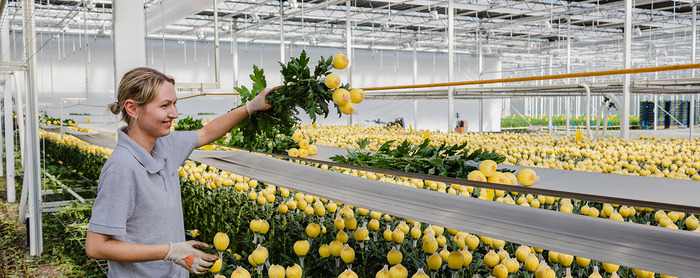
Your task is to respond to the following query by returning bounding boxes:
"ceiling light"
[177,39,184,45]
[221,24,230,31]
[635,27,642,36]
[382,21,390,30]
[289,0,298,9]
[251,12,260,22]
[196,30,205,40]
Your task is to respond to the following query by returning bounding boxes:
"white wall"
[24,34,501,131]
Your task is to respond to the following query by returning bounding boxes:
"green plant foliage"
[40,115,77,126]
[175,116,204,131]
[501,114,641,128]
[226,50,345,154]
[330,139,510,178]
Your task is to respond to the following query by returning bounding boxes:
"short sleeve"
[162,131,199,167]
[88,169,134,236]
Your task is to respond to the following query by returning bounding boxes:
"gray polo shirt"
[88,127,199,278]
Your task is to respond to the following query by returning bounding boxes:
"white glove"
[245,86,279,116]
[164,241,219,274]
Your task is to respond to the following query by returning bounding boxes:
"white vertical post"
[621,0,632,140]
[478,29,484,132]
[4,84,15,203]
[113,0,147,136]
[549,55,553,134]
[2,15,13,198]
[654,94,658,131]
[15,74,24,167]
[565,12,571,136]
[447,0,455,132]
[280,2,285,67]
[413,40,418,130]
[690,4,696,139]
[17,74,27,222]
[232,20,239,106]
[23,0,43,256]
[345,0,353,126]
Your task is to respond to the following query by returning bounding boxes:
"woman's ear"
[124,99,139,118]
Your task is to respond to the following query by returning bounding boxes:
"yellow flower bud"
[330,240,343,257]
[306,223,320,238]
[209,258,222,273]
[337,230,349,243]
[231,266,251,278]
[389,264,408,278]
[422,236,438,254]
[447,251,464,270]
[427,252,442,271]
[339,269,359,278]
[319,244,331,258]
[340,244,355,264]
[392,228,405,244]
[387,247,403,265]
[285,264,302,278]
[268,264,285,278]
[294,240,310,256]
[213,232,229,251]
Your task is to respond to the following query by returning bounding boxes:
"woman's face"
[135,82,178,139]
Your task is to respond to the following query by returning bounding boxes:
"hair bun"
[107,101,120,115]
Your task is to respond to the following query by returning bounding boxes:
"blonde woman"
[85,67,273,276]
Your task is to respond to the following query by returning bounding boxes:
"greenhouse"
[0,0,698,277]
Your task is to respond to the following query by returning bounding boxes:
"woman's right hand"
[245,86,280,115]
[164,241,219,274]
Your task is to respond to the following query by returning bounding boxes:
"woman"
[85,67,273,276]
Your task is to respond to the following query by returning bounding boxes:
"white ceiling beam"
[145,0,223,34]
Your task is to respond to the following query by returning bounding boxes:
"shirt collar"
[118,127,166,174]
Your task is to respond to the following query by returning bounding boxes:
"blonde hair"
[108,67,175,127]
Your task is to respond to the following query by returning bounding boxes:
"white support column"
[4,84,14,203]
[621,0,632,140]
[549,55,553,134]
[346,0,353,126]
[447,0,455,132]
[23,0,43,256]
[478,28,484,132]
[565,12,571,136]
[280,2,285,67]
[232,20,239,106]
[654,94,658,131]
[113,0,147,135]
[113,1,147,101]
[690,4,696,139]
[2,14,14,200]
[413,40,418,130]
[15,73,24,167]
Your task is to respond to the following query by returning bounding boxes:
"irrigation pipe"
[361,63,700,91]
